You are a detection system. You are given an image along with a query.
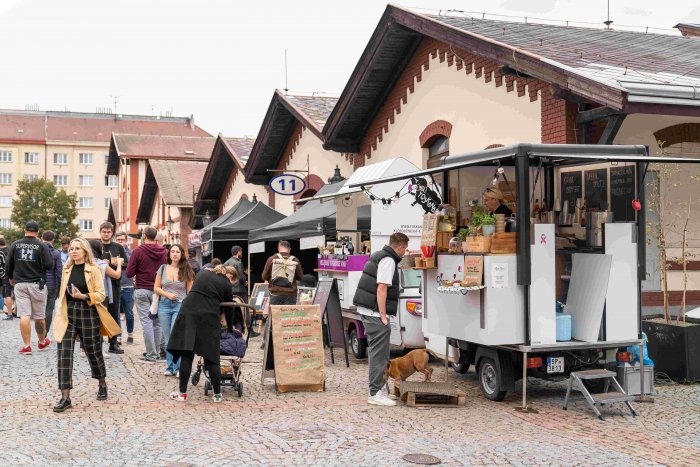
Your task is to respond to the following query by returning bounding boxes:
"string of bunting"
[361,179,434,206]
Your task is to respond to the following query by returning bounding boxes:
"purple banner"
[317,255,369,272]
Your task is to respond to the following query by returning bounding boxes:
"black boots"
[53,398,72,412]
[97,385,108,401]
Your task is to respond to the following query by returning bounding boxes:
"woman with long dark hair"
[52,238,121,412]
[154,244,194,376]
[166,265,236,402]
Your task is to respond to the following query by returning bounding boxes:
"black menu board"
[610,165,636,221]
[561,171,582,213]
[584,168,608,210]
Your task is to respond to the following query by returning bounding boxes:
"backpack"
[0,249,6,281]
[270,253,298,283]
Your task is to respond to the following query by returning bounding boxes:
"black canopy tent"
[248,182,371,278]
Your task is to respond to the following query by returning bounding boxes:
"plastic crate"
[556,314,572,341]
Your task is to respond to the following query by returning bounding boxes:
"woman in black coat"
[167,265,236,402]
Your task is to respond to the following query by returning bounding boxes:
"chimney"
[189,114,195,130]
[675,23,700,37]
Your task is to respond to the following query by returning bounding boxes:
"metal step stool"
[562,369,637,420]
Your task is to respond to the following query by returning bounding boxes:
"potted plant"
[641,142,700,383]
[481,213,497,236]
[458,227,475,253]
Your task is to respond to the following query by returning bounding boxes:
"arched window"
[427,135,449,168]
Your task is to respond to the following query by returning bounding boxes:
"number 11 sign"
[270,173,306,196]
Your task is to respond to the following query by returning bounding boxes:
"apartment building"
[0,109,210,238]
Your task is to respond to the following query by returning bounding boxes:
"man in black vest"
[353,232,409,406]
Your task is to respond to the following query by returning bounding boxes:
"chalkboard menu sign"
[421,213,440,247]
[584,168,608,210]
[610,165,636,221]
[313,279,349,367]
[561,171,582,213]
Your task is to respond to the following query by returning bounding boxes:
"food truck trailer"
[350,144,697,407]
[305,158,455,360]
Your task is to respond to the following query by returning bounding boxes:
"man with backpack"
[261,240,303,298]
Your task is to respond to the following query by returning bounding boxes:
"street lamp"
[166,215,174,232]
[202,210,213,227]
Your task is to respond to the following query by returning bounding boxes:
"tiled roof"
[224,137,256,165]
[149,159,209,206]
[284,95,338,131]
[0,110,210,144]
[430,14,700,89]
[113,134,216,160]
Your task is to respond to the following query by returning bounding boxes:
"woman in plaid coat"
[52,238,121,412]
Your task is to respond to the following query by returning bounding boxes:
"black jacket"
[7,236,53,283]
[352,245,402,316]
[167,270,234,362]
[224,256,247,295]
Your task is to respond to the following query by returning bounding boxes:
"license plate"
[546,357,564,374]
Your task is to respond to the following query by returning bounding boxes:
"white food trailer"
[350,144,698,407]
[302,158,455,360]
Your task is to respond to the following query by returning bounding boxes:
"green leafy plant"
[481,213,497,225]
[458,227,475,241]
[470,205,487,226]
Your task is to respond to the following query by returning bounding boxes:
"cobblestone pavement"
[0,315,698,466]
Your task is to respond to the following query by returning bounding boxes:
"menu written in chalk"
[610,165,636,222]
[421,213,439,247]
[561,171,582,214]
[584,168,608,210]
[271,305,325,389]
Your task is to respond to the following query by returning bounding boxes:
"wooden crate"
[490,232,517,254]
[437,231,454,252]
[465,236,491,253]
[398,381,466,408]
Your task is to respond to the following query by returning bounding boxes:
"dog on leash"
[384,349,433,395]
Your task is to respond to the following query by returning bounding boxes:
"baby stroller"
[191,300,255,398]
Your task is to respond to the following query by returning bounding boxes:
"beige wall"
[222,167,268,213]
[272,126,353,216]
[0,141,113,238]
[363,52,542,168]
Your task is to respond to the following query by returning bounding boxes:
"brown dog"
[384,349,433,391]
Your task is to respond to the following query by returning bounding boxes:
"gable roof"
[324,5,700,152]
[0,109,210,145]
[136,159,209,224]
[195,134,256,220]
[107,134,216,175]
[244,90,338,184]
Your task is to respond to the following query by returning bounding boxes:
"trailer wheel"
[452,361,470,374]
[479,357,507,401]
[350,329,367,359]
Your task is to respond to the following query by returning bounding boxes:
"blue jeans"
[158,298,182,373]
[120,287,134,334]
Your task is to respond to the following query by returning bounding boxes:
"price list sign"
[271,304,325,391]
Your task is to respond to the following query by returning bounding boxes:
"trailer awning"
[349,144,700,188]
[295,157,421,203]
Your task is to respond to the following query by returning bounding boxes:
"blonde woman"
[52,238,121,413]
[167,265,236,402]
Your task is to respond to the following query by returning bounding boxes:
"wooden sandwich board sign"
[313,279,350,367]
[270,304,325,393]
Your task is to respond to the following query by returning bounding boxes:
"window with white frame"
[0,219,11,229]
[105,175,117,187]
[79,197,93,208]
[79,153,93,165]
[104,197,111,209]
[24,152,39,164]
[24,174,39,181]
[79,175,93,186]
[0,196,12,208]
[53,175,68,187]
[79,219,93,231]
[0,173,11,185]
[53,153,68,165]
[0,151,12,162]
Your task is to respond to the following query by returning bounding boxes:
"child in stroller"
[190,299,249,397]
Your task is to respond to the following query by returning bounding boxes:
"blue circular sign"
[269,174,306,196]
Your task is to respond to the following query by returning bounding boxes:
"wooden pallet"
[397,381,466,408]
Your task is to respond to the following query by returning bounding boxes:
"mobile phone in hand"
[70,283,79,295]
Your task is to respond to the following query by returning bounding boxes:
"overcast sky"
[1,0,698,137]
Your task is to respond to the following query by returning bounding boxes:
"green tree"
[9,178,78,241]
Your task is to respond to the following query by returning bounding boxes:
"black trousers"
[107,282,122,344]
[57,301,106,390]
[178,351,220,394]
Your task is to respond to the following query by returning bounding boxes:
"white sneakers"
[212,393,223,403]
[367,390,397,406]
[169,391,186,401]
